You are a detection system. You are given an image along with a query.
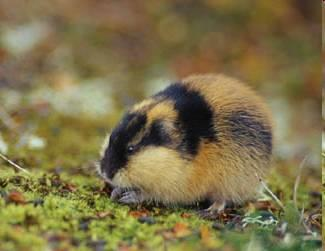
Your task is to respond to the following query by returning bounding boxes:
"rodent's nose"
[100,145,125,180]
[100,157,117,180]
[100,158,110,178]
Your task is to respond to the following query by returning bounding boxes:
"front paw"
[110,187,145,205]
[110,187,127,201]
[118,190,145,205]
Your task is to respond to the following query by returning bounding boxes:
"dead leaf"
[128,209,150,218]
[200,225,210,242]
[96,211,114,219]
[161,231,175,240]
[62,183,77,192]
[252,201,277,212]
[180,212,192,218]
[7,191,26,204]
[200,225,223,248]
[173,222,191,238]
[118,243,139,251]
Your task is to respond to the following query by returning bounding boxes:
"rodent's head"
[99,100,185,189]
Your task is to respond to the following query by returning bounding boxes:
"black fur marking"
[155,83,217,155]
[139,120,172,147]
[228,110,272,157]
[101,112,147,179]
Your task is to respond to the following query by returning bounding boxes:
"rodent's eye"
[127,145,135,154]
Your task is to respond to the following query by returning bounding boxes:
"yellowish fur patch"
[131,98,156,112]
[121,147,200,204]
[129,101,180,148]
[189,140,267,204]
[146,101,177,124]
[112,169,133,188]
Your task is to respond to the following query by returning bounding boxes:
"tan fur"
[146,101,178,124]
[175,74,274,204]
[110,74,273,206]
[131,98,156,112]
[128,101,181,148]
[183,74,273,127]
[125,147,192,203]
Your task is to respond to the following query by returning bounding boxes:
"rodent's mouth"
[102,177,115,187]
[96,165,115,187]
[99,172,134,191]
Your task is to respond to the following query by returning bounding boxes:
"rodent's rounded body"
[99,74,273,210]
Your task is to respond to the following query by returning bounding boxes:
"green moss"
[0,111,321,251]
[0,169,320,251]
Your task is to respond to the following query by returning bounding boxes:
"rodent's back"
[180,74,273,203]
[182,74,273,124]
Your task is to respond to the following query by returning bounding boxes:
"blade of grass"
[293,155,309,211]
[256,172,285,211]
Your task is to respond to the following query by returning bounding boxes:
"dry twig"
[0,152,30,174]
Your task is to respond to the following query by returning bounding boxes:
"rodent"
[99,74,273,216]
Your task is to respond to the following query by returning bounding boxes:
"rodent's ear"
[161,119,176,132]
[159,119,181,145]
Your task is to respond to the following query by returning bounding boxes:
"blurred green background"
[0,1,321,250]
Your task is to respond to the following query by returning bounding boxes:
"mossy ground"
[0,112,321,251]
